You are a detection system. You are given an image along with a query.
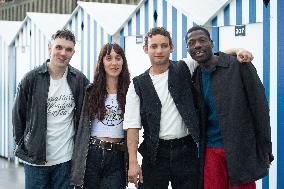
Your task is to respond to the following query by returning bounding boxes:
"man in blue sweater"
[187,25,273,189]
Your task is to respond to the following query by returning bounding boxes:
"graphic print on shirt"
[47,94,75,117]
[101,97,123,127]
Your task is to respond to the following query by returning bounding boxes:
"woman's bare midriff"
[95,137,123,143]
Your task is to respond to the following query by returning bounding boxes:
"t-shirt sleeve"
[123,82,142,129]
[183,58,198,76]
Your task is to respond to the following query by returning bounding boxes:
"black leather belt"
[89,137,126,152]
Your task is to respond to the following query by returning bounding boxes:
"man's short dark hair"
[185,26,212,44]
[144,27,173,47]
[51,29,76,45]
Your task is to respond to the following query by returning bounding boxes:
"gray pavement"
[0,157,24,189]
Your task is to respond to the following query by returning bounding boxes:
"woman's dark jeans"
[83,145,126,189]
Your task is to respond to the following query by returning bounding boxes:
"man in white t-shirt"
[124,27,253,189]
[12,29,89,189]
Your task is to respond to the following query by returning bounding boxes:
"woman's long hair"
[87,43,130,120]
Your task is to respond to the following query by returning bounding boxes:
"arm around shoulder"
[223,48,254,63]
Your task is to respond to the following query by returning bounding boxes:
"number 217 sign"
[235,25,246,36]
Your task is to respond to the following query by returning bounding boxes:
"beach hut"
[0,21,21,159]
[65,1,136,81]
[114,0,229,77]
[209,0,282,188]
[10,12,70,86]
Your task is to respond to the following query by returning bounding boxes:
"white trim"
[242,0,249,24]
[269,0,277,188]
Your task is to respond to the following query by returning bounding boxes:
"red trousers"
[204,148,256,189]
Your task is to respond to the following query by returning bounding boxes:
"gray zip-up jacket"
[12,60,89,165]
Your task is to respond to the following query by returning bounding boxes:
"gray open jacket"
[192,52,273,186]
[70,84,128,187]
[12,60,89,165]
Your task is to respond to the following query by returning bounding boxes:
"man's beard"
[154,59,168,65]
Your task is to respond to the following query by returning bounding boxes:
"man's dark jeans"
[24,160,73,189]
[83,145,125,189]
[139,135,199,189]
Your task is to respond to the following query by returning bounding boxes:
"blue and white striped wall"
[11,13,69,85]
[210,0,264,53]
[210,0,283,188]
[0,21,21,159]
[116,0,197,61]
[0,32,9,159]
[13,20,49,83]
[66,2,135,81]
[67,6,112,81]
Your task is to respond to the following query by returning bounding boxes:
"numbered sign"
[136,35,143,44]
[235,25,246,36]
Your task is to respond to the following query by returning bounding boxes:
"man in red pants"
[187,25,274,189]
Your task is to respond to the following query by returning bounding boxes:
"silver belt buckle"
[106,143,113,151]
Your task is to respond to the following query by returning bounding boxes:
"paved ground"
[0,157,171,189]
[0,157,24,189]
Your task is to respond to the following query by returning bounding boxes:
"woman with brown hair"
[70,43,130,189]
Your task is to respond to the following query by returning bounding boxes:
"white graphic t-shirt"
[46,68,75,166]
[91,94,124,138]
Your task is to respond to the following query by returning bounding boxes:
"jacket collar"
[38,59,77,75]
[199,52,230,72]
[214,52,230,68]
